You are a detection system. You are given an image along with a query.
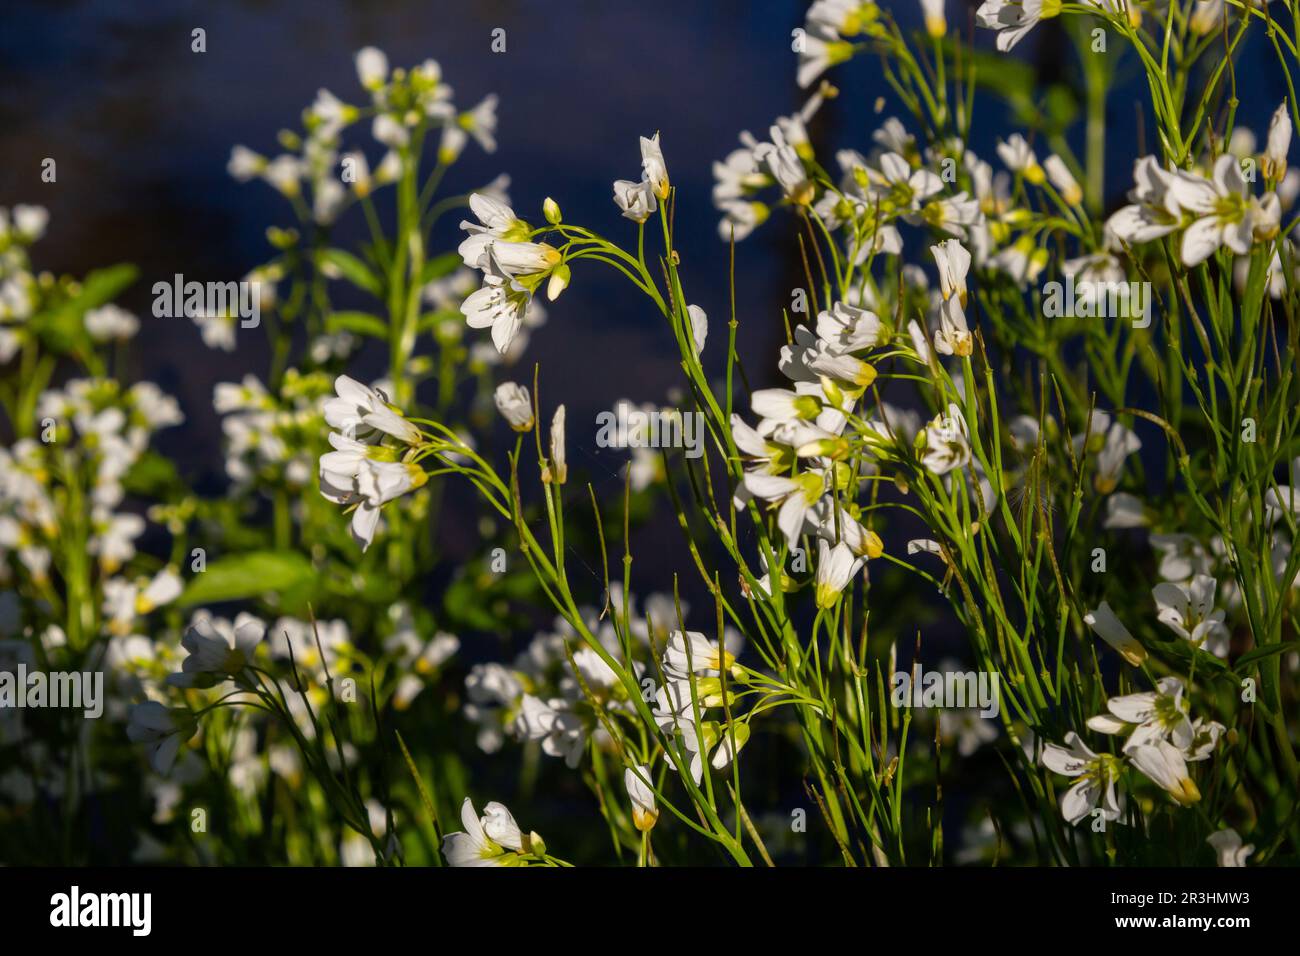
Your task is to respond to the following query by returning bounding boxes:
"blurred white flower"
[1206,828,1254,867]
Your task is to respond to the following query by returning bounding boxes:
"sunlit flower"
[462,248,534,354]
[1264,101,1292,181]
[1041,731,1122,825]
[1129,739,1201,806]
[1085,676,1193,752]
[641,133,671,200]
[624,765,659,831]
[442,797,531,867]
[1084,601,1147,665]
[919,404,971,476]
[539,404,566,486]
[493,382,534,432]
[815,539,861,608]
[1152,574,1229,658]
[323,375,422,445]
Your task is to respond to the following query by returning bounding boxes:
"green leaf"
[31,263,139,353]
[318,249,384,297]
[418,252,462,286]
[326,310,390,338]
[178,550,315,607]
[121,451,181,497]
[1153,637,1230,674]
[1232,641,1300,672]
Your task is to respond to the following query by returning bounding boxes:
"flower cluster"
[1042,677,1224,824]
[318,375,429,550]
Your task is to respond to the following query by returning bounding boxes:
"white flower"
[870,151,942,211]
[1186,717,1226,761]
[90,508,145,573]
[262,155,303,196]
[624,765,659,831]
[976,0,1060,53]
[493,382,534,432]
[323,375,421,445]
[996,134,1044,183]
[84,304,139,342]
[126,702,195,775]
[458,193,531,268]
[670,718,750,784]
[802,339,879,388]
[167,612,265,688]
[815,539,861,608]
[441,95,498,162]
[753,387,824,424]
[1044,154,1082,204]
[1086,676,1194,752]
[136,568,182,614]
[816,301,888,352]
[1084,601,1147,665]
[990,235,1048,285]
[540,404,566,485]
[12,205,49,241]
[515,694,586,767]
[194,312,236,351]
[743,469,831,548]
[663,630,735,678]
[1190,0,1224,34]
[1206,828,1254,867]
[717,199,770,241]
[1105,156,1184,246]
[920,0,947,37]
[1129,739,1201,806]
[490,240,562,280]
[934,296,972,357]
[1073,411,1140,494]
[1264,101,1292,180]
[461,248,533,354]
[442,797,530,866]
[1152,574,1229,657]
[796,32,853,89]
[930,239,971,307]
[939,708,999,756]
[641,133,671,200]
[318,431,377,498]
[349,460,426,551]
[1041,731,1122,825]
[227,145,266,181]
[687,304,708,356]
[1167,156,1256,266]
[920,404,971,476]
[1103,492,1150,529]
[755,128,814,204]
[1150,533,1211,582]
[612,178,657,223]
[355,46,389,91]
